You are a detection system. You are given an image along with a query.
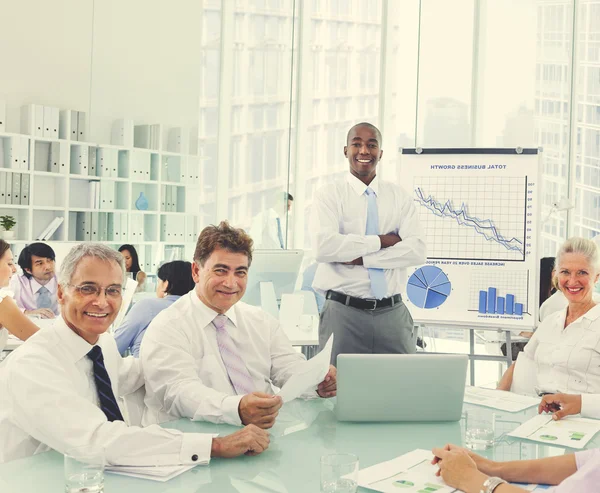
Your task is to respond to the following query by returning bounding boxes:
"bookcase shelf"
[0,117,203,272]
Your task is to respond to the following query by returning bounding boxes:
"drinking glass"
[64,446,105,493]
[464,409,496,450]
[321,453,359,493]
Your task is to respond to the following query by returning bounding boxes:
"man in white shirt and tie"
[250,191,294,249]
[0,243,269,464]
[311,122,426,364]
[9,242,59,319]
[140,221,337,429]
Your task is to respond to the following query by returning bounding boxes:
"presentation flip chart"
[399,149,540,329]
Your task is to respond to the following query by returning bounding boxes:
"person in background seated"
[497,238,600,419]
[118,244,147,287]
[432,443,600,493]
[9,242,59,318]
[0,243,269,464]
[501,256,557,359]
[141,221,336,429]
[0,240,40,353]
[114,260,195,357]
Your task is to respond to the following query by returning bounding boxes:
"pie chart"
[406,266,451,309]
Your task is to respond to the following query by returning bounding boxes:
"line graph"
[414,176,527,261]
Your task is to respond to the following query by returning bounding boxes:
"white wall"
[0,0,203,144]
[0,0,93,132]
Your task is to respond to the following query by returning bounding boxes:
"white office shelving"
[0,119,204,271]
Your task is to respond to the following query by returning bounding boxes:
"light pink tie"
[213,314,254,395]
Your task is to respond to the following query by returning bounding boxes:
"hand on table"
[211,424,270,457]
[538,393,582,420]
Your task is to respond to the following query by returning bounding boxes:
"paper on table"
[357,449,458,493]
[277,334,333,403]
[508,414,600,449]
[464,386,539,412]
[106,463,201,482]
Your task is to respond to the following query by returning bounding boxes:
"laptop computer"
[336,354,468,422]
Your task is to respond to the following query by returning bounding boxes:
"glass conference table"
[1,398,597,493]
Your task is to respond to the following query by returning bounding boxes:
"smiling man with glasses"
[0,243,269,464]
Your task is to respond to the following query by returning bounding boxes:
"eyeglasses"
[68,283,124,298]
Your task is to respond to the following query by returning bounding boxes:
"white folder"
[186,215,197,242]
[11,173,21,204]
[0,100,5,133]
[59,141,69,174]
[107,213,116,241]
[0,173,6,204]
[134,124,150,149]
[120,213,128,242]
[50,142,60,173]
[5,172,12,203]
[88,147,97,176]
[77,112,86,141]
[19,136,29,170]
[7,137,18,169]
[168,127,189,154]
[20,173,30,205]
[111,118,134,147]
[90,212,99,241]
[50,107,59,139]
[43,106,53,138]
[20,104,41,136]
[98,213,108,241]
[160,185,166,211]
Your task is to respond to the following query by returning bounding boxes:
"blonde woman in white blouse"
[0,240,40,353]
[498,237,600,418]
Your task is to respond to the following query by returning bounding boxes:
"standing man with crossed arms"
[311,122,426,364]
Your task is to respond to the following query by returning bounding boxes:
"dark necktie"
[87,346,124,422]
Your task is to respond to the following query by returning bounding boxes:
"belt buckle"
[364,298,377,310]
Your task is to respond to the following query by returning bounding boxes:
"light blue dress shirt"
[113,295,180,357]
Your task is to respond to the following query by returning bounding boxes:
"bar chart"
[478,287,524,315]
[469,270,529,315]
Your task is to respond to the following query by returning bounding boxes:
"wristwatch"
[481,476,507,493]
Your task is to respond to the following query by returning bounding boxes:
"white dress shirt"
[250,208,284,249]
[8,274,59,315]
[140,292,310,427]
[311,174,426,298]
[0,288,12,353]
[523,303,600,417]
[0,316,212,465]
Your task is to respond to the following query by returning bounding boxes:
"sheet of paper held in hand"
[464,386,540,412]
[356,449,548,493]
[277,334,333,403]
[508,414,600,449]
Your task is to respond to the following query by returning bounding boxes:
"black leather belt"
[326,290,402,310]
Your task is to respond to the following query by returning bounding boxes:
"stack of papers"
[464,387,539,412]
[106,463,203,482]
[277,334,333,403]
[508,414,600,449]
[357,449,548,492]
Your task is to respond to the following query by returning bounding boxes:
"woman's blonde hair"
[554,237,600,286]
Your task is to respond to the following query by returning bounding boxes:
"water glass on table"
[64,446,105,493]
[321,453,359,493]
[464,408,496,450]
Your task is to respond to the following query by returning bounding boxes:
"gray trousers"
[318,297,416,365]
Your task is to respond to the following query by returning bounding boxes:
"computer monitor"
[242,249,304,313]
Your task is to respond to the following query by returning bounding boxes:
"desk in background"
[1,398,596,493]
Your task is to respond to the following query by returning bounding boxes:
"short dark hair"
[346,122,382,147]
[18,242,56,279]
[194,221,253,267]
[157,260,195,296]
[286,192,294,201]
[118,244,142,278]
